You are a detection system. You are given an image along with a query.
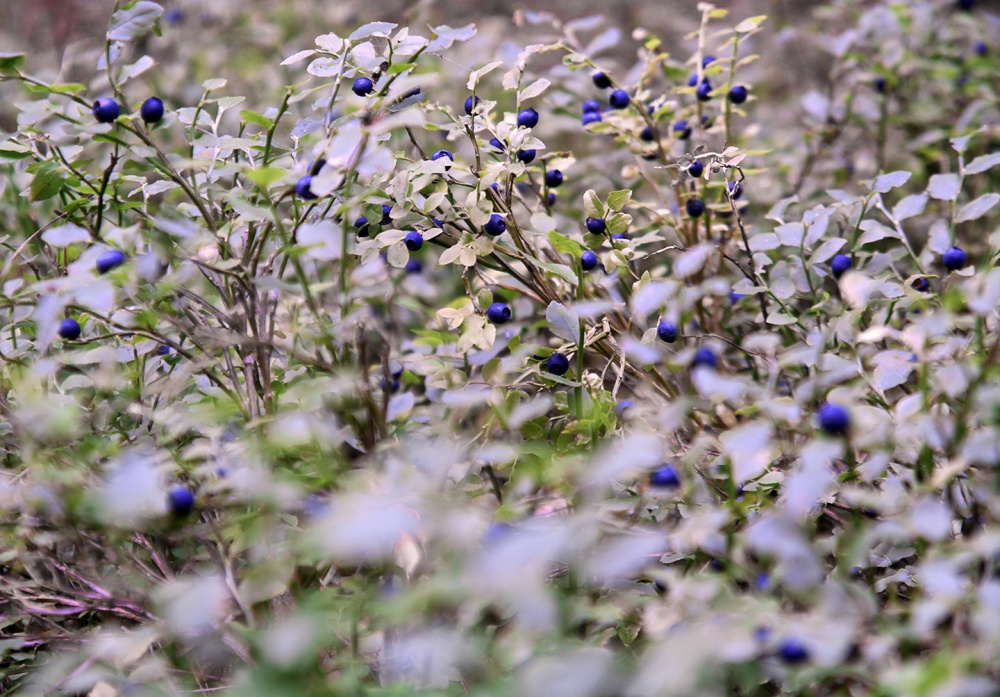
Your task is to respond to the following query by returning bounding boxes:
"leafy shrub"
[0,1,999,695]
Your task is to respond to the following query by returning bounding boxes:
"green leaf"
[547,231,583,255]
[29,161,67,202]
[0,143,31,160]
[583,189,604,219]
[108,1,164,42]
[240,110,274,130]
[0,52,26,75]
[607,189,632,211]
[243,166,286,189]
[606,213,632,235]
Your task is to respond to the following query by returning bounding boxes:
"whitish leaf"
[509,395,554,428]
[782,440,839,520]
[281,49,315,66]
[927,173,961,201]
[546,301,579,342]
[775,222,805,247]
[120,55,155,82]
[586,27,621,55]
[870,170,911,193]
[956,193,1000,223]
[965,152,1000,175]
[631,281,676,317]
[810,238,846,264]
[720,422,775,483]
[349,22,397,40]
[467,61,503,90]
[620,338,660,365]
[673,244,712,277]
[297,221,344,261]
[42,223,90,248]
[856,220,901,246]
[108,1,163,42]
[871,350,915,391]
[386,393,414,421]
[734,15,766,32]
[893,193,928,221]
[969,268,1000,315]
[427,24,476,52]
[520,78,551,100]
[583,189,604,219]
[748,233,780,251]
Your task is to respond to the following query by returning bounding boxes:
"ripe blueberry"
[58,318,81,340]
[830,254,851,279]
[544,169,563,188]
[431,149,453,167]
[516,149,536,163]
[355,215,370,237]
[586,217,606,234]
[381,204,393,225]
[729,290,745,303]
[581,250,598,271]
[405,258,423,274]
[614,399,635,417]
[702,55,716,68]
[464,95,480,115]
[778,639,810,664]
[140,96,164,124]
[404,231,424,251]
[728,181,743,199]
[673,120,692,139]
[592,71,612,89]
[729,85,748,104]
[546,352,570,376]
[517,108,539,128]
[657,320,679,343]
[168,485,195,517]
[943,246,967,271]
[650,464,681,488]
[640,126,654,142]
[547,192,557,206]
[686,198,705,218]
[582,99,601,113]
[295,175,317,200]
[96,249,126,274]
[957,0,975,10]
[874,76,887,94]
[157,344,171,355]
[696,81,713,101]
[974,41,987,56]
[688,160,704,178]
[489,137,505,151]
[817,402,849,436]
[691,347,717,369]
[486,302,512,324]
[352,77,374,96]
[92,98,120,124]
[484,213,507,236]
[912,277,930,292]
[582,111,603,126]
[609,89,631,109]
[687,74,699,87]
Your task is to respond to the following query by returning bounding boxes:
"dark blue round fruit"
[295,175,317,200]
[609,89,631,109]
[614,399,635,417]
[582,111,603,126]
[96,249,126,274]
[168,485,195,517]
[592,71,612,89]
[544,170,563,188]
[489,137,505,151]
[657,320,679,343]
[404,231,424,251]
[688,160,704,178]
[702,55,716,68]
[516,149,536,163]
[581,250,598,271]
[696,81,713,101]
[140,96,164,124]
[691,347,717,369]
[431,149,453,166]
[405,258,423,274]
[381,204,393,225]
[957,0,975,10]
[728,181,743,199]
[830,254,851,279]
[729,290,745,303]
[582,99,601,113]
[547,192,557,206]
[58,318,81,340]
[164,7,183,24]
[650,464,681,488]
[673,120,692,139]
[817,402,849,435]
[92,98,120,124]
[586,217,606,234]
[355,215,370,236]
[517,108,539,128]
[912,277,930,292]
[729,85,748,104]
[464,95,480,115]
[687,74,699,87]
[943,246,967,271]
[352,77,374,96]
[640,126,654,142]
[686,198,705,218]
[546,352,570,376]
[778,638,810,664]
[486,302,512,324]
[157,344,171,355]
[484,213,507,236]
[974,41,987,56]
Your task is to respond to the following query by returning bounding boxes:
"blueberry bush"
[1,0,999,694]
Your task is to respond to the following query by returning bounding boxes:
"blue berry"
[673,120,692,139]
[702,55,717,68]
[58,318,81,340]
[431,149,453,167]
[696,81,713,101]
[974,41,987,56]
[352,77,374,96]
[464,95,480,115]
[592,71,612,89]
[310,158,327,176]
[140,96,164,124]
[157,344,171,355]
[943,246,967,271]
[582,111,603,126]
[581,250,599,271]
[817,402,850,436]
[486,302,512,324]
[912,277,930,292]
[656,320,679,343]
[729,290,745,303]
[614,399,635,417]
[650,464,681,488]
[586,217,606,234]
[874,76,887,94]
[686,198,705,218]
[640,126,654,142]
[582,99,601,113]
[92,98,120,124]
[381,204,393,225]
[168,485,195,517]
[404,231,424,251]
[164,7,183,24]
[546,352,570,376]
[96,250,126,274]
[687,74,699,87]
[544,169,563,188]
[778,639,810,664]
[516,149,536,163]
[355,215,370,237]
[729,85,748,104]
[609,89,631,109]
[728,181,743,199]
[547,192,557,206]
[688,160,704,178]
[484,213,507,236]
[691,347,717,369]
[517,108,539,128]
[405,258,423,274]
[830,254,851,279]
[957,0,976,10]
[295,175,317,200]
[489,137,505,151]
